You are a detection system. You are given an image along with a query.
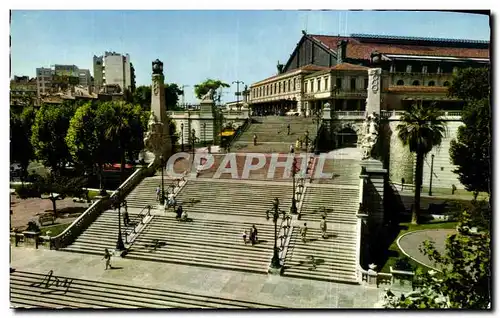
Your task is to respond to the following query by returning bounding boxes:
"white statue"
[360,112,380,160]
[201,89,215,101]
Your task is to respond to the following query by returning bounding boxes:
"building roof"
[330,63,370,71]
[387,86,450,93]
[309,34,490,60]
[252,64,331,86]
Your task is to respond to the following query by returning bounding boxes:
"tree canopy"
[448,67,490,101]
[194,79,230,101]
[10,106,37,181]
[132,84,184,111]
[31,104,77,175]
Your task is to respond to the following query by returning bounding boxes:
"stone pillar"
[366,68,382,115]
[305,101,310,117]
[360,159,387,226]
[144,59,172,164]
[297,100,302,114]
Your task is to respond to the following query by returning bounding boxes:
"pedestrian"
[242,230,248,244]
[300,223,308,243]
[253,134,257,146]
[181,209,188,222]
[290,144,294,154]
[123,209,130,227]
[176,205,183,220]
[102,248,112,270]
[295,138,301,151]
[320,216,327,239]
[156,186,161,202]
[287,124,291,135]
[167,192,176,208]
[250,225,258,245]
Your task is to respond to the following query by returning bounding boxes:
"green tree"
[194,79,230,101]
[35,175,88,217]
[397,103,447,224]
[132,84,183,111]
[100,101,146,182]
[31,104,77,176]
[131,85,152,110]
[66,101,113,193]
[164,83,183,109]
[449,98,491,198]
[10,106,37,182]
[448,67,490,102]
[383,209,491,309]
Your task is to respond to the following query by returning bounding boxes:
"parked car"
[286,110,300,116]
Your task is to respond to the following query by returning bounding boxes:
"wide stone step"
[10,271,282,308]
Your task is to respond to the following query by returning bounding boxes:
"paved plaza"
[11,248,385,308]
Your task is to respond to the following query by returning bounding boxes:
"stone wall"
[383,115,464,190]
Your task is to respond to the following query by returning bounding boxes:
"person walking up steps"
[287,124,291,135]
[156,186,161,202]
[300,223,308,243]
[103,248,112,270]
[320,216,327,239]
[253,134,257,146]
[242,230,248,244]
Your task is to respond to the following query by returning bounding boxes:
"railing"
[50,161,155,250]
[381,110,462,119]
[226,117,251,148]
[334,111,365,118]
[278,214,293,264]
[124,205,152,242]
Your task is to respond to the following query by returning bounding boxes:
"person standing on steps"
[103,248,112,270]
[176,205,183,220]
[242,230,248,244]
[290,144,295,154]
[300,223,308,243]
[250,225,258,245]
[320,216,327,239]
[123,205,130,227]
[156,185,161,202]
[253,134,257,146]
[287,124,291,135]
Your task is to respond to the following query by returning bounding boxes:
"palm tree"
[397,102,447,224]
[104,102,131,183]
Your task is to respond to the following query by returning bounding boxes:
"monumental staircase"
[233,116,318,153]
[10,270,283,308]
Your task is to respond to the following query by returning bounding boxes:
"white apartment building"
[93,51,133,93]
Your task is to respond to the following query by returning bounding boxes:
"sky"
[10,10,491,104]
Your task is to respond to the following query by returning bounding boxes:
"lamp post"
[113,189,125,252]
[191,129,196,164]
[203,122,207,147]
[266,197,283,270]
[428,154,435,196]
[233,80,244,110]
[181,122,185,150]
[304,130,310,153]
[314,110,322,155]
[160,155,165,205]
[291,157,298,215]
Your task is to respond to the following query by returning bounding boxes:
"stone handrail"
[335,111,365,118]
[50,162,154,250]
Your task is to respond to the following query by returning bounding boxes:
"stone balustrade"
[49,162,155,250]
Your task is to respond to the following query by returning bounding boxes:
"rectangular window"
[406,65,412,73]
[364,78,369,89]
[293,78,296,91]
[317,78,321,91]
[336,78,342,89]
[350,78,356,91]
[310,80,314,92]
[304,81,308,93]
[325,77,329,91]
[422,66,428,74]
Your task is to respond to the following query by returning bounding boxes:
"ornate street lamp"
[291,157,298,215]
[113,189,125,252]
[266,197,283,270]
[304,130,310,153]
[181,123,184,152]
[160,155,165,205]
[429,154,435,196]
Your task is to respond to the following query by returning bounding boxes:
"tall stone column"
[144,59,172,165]
[366,68,382,115]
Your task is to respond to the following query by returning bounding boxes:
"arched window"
[428,81,435,86]
[412,80,420,86]
[397,80,405,86]
[443,81,450,87]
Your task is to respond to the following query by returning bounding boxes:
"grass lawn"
[380,220,458,273]
[40,223,71,237]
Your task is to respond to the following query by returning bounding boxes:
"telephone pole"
[232,80,244,110]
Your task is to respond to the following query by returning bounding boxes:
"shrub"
[15,184,41,199]
[394,256,415,272]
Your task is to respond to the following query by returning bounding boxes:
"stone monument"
[365,68,382,115]
[143,59,172,164]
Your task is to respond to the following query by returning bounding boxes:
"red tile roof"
[310,35,490,59]
[252,64,330,86]
[330,63,370,71]
[387,86,449,93]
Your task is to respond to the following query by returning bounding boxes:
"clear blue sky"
[11,10,490,104]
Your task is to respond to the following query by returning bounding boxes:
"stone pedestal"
[361,159,387,226]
